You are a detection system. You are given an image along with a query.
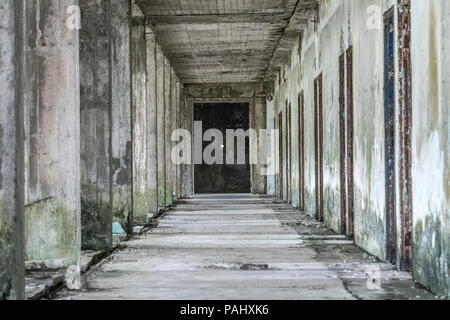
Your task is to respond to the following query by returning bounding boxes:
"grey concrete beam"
[23,0,81,270]
[80,0,113,252]
[164,58,173,207]
[132,17,151,225]
[0,0,25,300]
[170,68,178,201]
[111,0,133,233]
[156,45,166,210]
[266,1,317,78]
[145,29,159,216]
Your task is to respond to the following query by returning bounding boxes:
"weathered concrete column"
[170,68,178,200]
[146,29,159,216]
[80,0,112,251]
[175,80,183,199]
[156,45,166,210]
[131,11,150,225]
[0,0,25,300]
[182,95,194,197]
[23,0,81,269]
[111,0,133,233]
[251,96,268,194]
[164,59,173,207]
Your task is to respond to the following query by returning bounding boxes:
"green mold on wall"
[414,216,449,298]
[81,180,112,251]
[81,196,112,252]
[165,182,173,207]
[0,198,15,299]
[158,177,166,209]
[25,200,78,265]
[133,190,158,225]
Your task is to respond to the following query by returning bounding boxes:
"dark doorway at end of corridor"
[194,102,251,194]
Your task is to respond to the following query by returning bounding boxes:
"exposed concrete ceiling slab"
[137,0,318,84]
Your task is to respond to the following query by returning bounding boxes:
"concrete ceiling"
[136,0,318,84]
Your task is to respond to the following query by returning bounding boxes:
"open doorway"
[194,103,251,194]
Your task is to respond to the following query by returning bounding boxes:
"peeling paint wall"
[410,0,449,298]
[23,0,81,266]
[273,0,394,256]
[270,0,448,297]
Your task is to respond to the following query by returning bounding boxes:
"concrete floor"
[57,194,437,300]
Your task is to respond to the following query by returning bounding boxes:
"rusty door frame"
[314,74,324,222]
[339,47,355,238]
[278,111,283,200]
[346,47,355,238]
[384,7,397,264]
[287,100,292,204]
[397,0,413,271]
[298,91,305,211]
[339,52,347,235]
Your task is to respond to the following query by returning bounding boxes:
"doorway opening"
[339,47,355,238]
[314,74,324,222]
[194,103,251,194]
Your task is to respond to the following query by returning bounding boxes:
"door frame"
[287,100,292,203]
[188,98,253,195]
[397,0,413,271]
[314,74,324,222]
[384,7,397,264]
[346,46,355,238]
[298,92,305,211]
[278,111,284,199]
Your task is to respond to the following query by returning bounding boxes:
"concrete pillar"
[164,58,173,207]
[110,0,133,233]
[182,96,194,197]
[175,80,183,199]
[156,45,166,210]
[251,96,268,194]
[146,29,158,216]
[0,0,25,300]
[266,99,276,195]
[80,0,113,251]
[170,69,178,200]
[23,0,81,268]
[131,15,150,225]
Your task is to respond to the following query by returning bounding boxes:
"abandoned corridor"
[57,195,435,300]
[0,0,448,300]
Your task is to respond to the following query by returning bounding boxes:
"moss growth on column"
[166,183,173,207]
[133,190,155,225]
[112,186,133,235]
[25,200,78,266]
[158,177,166,210]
